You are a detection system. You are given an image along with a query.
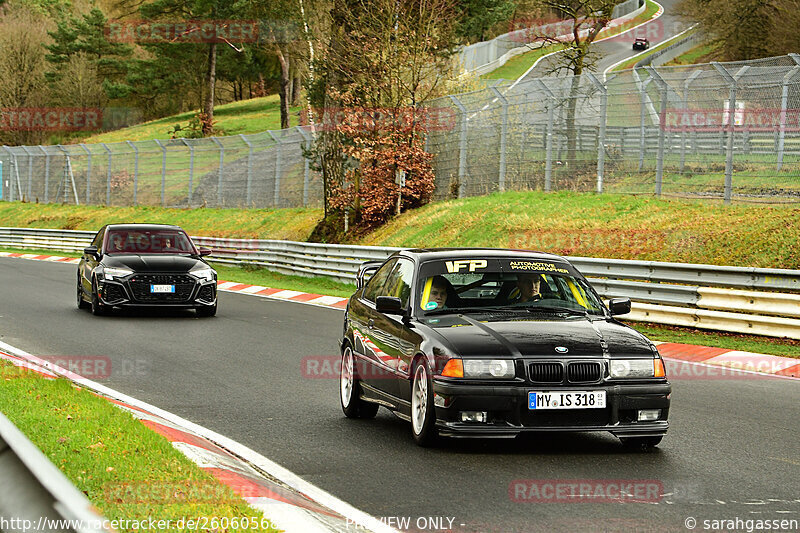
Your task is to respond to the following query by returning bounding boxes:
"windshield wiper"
[425,306,527,316]
[525,305,592,318]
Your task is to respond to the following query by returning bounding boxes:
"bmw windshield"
[105,230,197,255]
[415,258,605,317]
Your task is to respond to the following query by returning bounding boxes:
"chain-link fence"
[3,54,800,208]
[424,54,800,203]
[0,127,322,208]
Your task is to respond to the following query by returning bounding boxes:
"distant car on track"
[633,38,650,50]
[77,223,217,316]
[339,249,670,448]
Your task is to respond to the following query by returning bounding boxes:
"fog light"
[638,409,661,422]
[460,411,487,423]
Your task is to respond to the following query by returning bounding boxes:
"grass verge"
[663,40,724,66]
[627,322,800,359]
[0,360,280,532]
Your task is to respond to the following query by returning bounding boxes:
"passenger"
[428,275,453,310]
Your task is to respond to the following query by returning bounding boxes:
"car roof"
[395,247,571,264]
[105,223,185,231]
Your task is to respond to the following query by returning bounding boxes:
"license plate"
[528,390,606,410]
[150,284,175,293]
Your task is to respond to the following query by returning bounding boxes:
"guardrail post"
[646,67,668,197]
[239,134,254,206]
[634,70,653,172]
[586,71,608,194]
[211,137,224,207]
[20,146,33,201]
[126,141,139,205]
[681,70,702,173]
[777,54,800,171]
[449,95,467,198]
[535,80,556,192]
[296,126,313,206]
[489,87,508,192]
[40,146,50,203]
[154,139,167,207]
[267,131,284,207]
[182,139,195,206]
[100,143,111,205]
[79,144,92,204]
[712,62,750,204]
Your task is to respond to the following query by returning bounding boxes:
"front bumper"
[432,379,670,438]
[97,277,217,308]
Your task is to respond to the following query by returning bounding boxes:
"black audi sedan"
[77,224,217,316]
[339,249,670,448]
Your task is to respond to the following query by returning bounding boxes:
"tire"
[197,304,217,317]
[411,361,438,446]
[340,345,379,419]
[620,436,662,450]
[77,276,89,309]
[91,279,106,316]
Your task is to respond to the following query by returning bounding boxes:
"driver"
[514,273,543,303]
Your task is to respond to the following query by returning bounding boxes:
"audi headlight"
[190,266,216,282]
[463,359,515,379]
[609,359,664,378]
[102,267,133,280]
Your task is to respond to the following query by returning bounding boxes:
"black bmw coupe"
[77,224,217,316]
[340,249,670,448]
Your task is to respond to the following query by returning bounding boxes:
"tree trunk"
[291,73,302,105]
[276,45,291,130]
[203,42,217,135]
[256,73,266,97]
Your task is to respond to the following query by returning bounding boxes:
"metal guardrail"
[2,227,800,338]
[0,411,108,533]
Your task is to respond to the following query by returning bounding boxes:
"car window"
[382,259,414,308]
[92,227,105,249]
[362,259,396,303]
[106,230,195,254]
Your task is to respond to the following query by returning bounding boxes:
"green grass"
[0,361,280,532]
[664,40,724,66]
[628,322,800,359]
[82,95,302,144]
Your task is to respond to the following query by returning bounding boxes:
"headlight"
[463,359,515,379]
[609,359,663,378]
[102,267,133,280]
[190,267,216,282]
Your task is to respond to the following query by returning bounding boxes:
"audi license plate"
[528,391,606,410]
[150,284,175,293]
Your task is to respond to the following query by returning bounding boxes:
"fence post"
[646,67,668,197]
[80,144,92,204]
[296,126,313,207]
[239,134,253,206]
[490,87,508,191]
[712,62,749,204]
[101,143,111,205]
[267,131,283,207]
[777,54,800,171]
[181,139,195,206]
[126,141,139,205]
[153,139,167,207]
[586,71,608,193]
[211,137,224,207]
[681,70,702,173]
[2,147,16,202]
[634,70,653,172]
[40,146,49,203]
[535,80,556,192]
[20,146,33,201]
[449,95,467,198]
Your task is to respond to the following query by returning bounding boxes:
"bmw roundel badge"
[555,346,569,354]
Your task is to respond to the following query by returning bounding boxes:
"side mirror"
[608,297,632,316]
[376,296,405,316]
[198,247,212,256]
[83,246,100,260]
[357,261,383,289]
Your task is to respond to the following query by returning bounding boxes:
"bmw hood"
[420,315,654,359]
[103,254,205,272]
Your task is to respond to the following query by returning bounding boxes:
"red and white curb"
[0,340,396,533]
[2,251,799,379]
